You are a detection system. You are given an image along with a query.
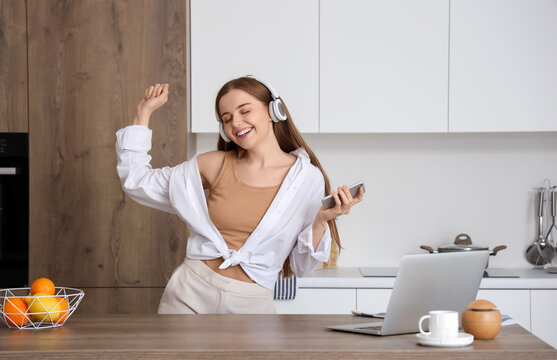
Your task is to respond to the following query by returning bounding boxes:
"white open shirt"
[115,125,331,289]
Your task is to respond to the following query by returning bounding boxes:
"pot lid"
[438,243,489,251]
[438,233,489,251]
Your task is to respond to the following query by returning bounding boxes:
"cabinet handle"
[0,167,17,175]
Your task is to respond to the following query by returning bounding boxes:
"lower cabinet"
[276,288,531,323]
[356,289,392,314]
[275,287,557,348]
[531,290,557,349]
[274,288,355,314]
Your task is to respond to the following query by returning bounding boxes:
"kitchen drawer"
[274,288,355,314]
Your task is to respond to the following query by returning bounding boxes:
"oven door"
[0,133,29,288]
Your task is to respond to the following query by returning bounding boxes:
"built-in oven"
[0,133,29,287]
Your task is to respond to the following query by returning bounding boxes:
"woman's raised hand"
[133,83,169,126]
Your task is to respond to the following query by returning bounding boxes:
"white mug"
[419,310,459,339]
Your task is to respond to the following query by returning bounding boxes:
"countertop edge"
[297,267,557,289]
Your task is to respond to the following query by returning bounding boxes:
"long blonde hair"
[214,77,341,277]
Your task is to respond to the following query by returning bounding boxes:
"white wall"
[195,132,557,268]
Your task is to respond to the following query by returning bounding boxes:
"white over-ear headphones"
[219,122,231,143]
[247,75,288,123]
[218,76,287,143]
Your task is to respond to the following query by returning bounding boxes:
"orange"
[55,297,70,324]
[30,278,55,296]
[3,297,30,327]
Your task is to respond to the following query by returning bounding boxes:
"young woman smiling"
[116,76,364,314]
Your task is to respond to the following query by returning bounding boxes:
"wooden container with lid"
[461,299,502,340]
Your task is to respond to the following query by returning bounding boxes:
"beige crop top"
[206,151,281,252]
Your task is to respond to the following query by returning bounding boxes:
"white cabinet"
[356,289,392,314]
[191,1,557,135]
[319,0,449,133]
[274,288,355,314]
[355,289,531,332]
[277,288,533,328]
[449,0,557,132]
[476,289,530,331]
[531,290,557,349]
[190,0,319,133]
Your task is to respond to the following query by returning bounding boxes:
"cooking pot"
[420,234,507,267]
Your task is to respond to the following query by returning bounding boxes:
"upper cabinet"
[191,0,556,134]
[190,0,319,133]
[449,0,557,132]
[320,0,449,133]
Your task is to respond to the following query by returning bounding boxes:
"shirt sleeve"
[115,125,176,214]
[288,172,332,277]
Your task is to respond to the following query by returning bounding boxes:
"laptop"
[325,251,489,336]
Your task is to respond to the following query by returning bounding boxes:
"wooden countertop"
[0,314,554,359]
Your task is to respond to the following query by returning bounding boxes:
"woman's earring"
[219,122,231,142]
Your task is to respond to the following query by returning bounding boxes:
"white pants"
[157,258,277,314]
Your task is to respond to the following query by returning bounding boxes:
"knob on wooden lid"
[466,299,497,310]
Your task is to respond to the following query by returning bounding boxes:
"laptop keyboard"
[357,325,383,331]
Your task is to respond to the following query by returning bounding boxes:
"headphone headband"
[246,75,280,100]
[246,75,287,123]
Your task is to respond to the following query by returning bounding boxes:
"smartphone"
[321,181,365,209]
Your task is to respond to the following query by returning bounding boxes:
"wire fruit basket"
[0,287,84,330]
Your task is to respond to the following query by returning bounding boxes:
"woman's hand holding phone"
[317,182,365,224]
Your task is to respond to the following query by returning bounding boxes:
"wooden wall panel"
[0,0,28,132]
[76,287,165,314]
[28,0,188,289]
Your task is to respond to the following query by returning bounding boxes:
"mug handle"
[419,315,430,335]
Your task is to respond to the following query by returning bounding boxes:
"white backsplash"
[194,132,557,269]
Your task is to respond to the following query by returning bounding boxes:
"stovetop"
[483,268,520,278]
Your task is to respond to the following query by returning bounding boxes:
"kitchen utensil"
[420,233,506,268]
[545,190,557,246]
[543,190,557,272]
[526,190,553,265]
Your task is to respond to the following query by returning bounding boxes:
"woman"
[116,76,364,314]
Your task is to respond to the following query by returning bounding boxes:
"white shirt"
[115,125,331,289]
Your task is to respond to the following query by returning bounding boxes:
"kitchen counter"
[301,267,557,289]
[0,314,554,359]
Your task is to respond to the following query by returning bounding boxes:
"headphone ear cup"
[269,99,287,122]
[219,122,231,142]
[269,101,279,123]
